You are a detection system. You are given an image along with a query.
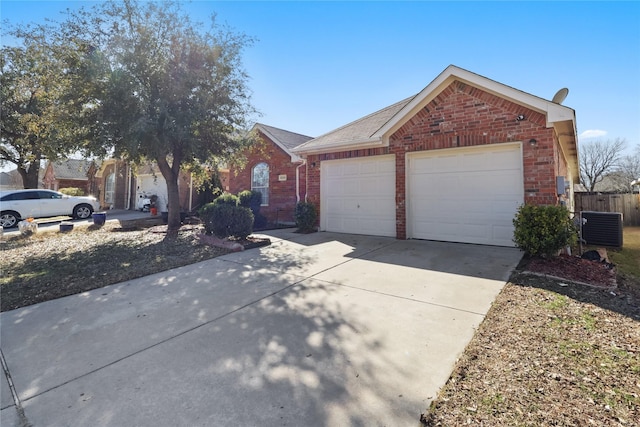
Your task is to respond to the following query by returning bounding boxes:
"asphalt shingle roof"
[293,97,414,152]
[256,123,314,151]
[50,159,93,180]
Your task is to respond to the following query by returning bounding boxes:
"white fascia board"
[373,65,577,141]
[255,124,302,162]
[292,137,384,155]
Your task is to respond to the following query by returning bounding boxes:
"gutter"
[296,160,306,203]
[293,136,384,156]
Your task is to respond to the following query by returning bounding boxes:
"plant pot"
[92,212,107,226]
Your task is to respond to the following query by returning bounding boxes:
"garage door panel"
[321,155,396,237]
[408,144,523,247]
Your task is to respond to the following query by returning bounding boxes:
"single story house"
[94,160,196,212]
[42,159,97,194]
[293,65,579,247]
[221,123,313,224]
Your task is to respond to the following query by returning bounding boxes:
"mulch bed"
[521,254,617,289]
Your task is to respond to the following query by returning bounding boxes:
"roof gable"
[374,65,576,139]
[254,123,314,162]
[292,64,578,182]
[48,159,93,180]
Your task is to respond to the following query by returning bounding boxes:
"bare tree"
[579,138,627,192]
[610,150,640,192]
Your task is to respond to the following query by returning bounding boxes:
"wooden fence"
[574,193,640,226]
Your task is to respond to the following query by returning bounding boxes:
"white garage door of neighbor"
[407,143,523,247]
[137,174,168,211]
[321,155,396,237]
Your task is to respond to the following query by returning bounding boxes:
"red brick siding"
[308,81,570,240]
[229,133,304,224]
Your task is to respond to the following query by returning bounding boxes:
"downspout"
[189,173,193,212]
[295,160,306,203]
[125,164,132,210]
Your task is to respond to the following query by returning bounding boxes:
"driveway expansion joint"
[1,348,32,426]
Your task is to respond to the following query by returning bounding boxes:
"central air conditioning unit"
[580,211,623,248]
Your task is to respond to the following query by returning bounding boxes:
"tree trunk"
[18,158,41,189]
[156,156,182,232]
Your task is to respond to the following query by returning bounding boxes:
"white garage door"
[407,143,523,247]
[137,174,168,211]
[321,155,396,237]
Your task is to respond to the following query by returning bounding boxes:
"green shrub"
[295,202,318,233]
[238,190,263,213]
[59,187,85,196]
[212,193,239,206]
[512,204,577,257]
[237,190,252,207]
[200,203,254,239]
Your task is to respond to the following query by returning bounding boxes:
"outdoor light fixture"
[529,138,537,146]
[516,114,525,121]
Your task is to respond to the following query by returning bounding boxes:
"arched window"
[251,162,269,206]
[105,172,115,205]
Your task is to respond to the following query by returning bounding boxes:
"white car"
[0,189,100,228]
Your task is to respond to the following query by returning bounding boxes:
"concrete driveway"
[1,230,522,426]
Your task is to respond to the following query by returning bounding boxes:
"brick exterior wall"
[97,161,131,210]
[305,81,571,239]
[229,132,305,224]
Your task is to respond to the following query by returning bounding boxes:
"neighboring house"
[42,159,97,194]
[221,123,313,224]
[135,163,197,213]
[0,171,21,190]
[293,65,579,247]
[0,167,45,190]
[95,159,134,210]
[94,159,197,212]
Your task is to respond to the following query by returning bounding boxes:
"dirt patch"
[0,223,270,312]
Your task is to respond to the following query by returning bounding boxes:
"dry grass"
[0,222,227,312]
[610,226,640,279]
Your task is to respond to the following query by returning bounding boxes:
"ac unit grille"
[581,211,623,248]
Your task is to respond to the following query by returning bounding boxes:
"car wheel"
[73,204,93,219]
[0,211,20,228]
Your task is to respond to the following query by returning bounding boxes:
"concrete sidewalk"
[1,230,522,426]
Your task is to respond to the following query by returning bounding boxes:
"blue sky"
[2,1,639,160]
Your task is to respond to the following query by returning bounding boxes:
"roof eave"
[254,123,303,162]
[293,137,384,156]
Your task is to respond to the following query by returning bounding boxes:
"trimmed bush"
[212,193,239,206]
[238,190,265,228]
[199,203,253,239]
[512,204,577,257]
[59,187,85,196]
[295,202,318,233]
[238,189,262,213]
